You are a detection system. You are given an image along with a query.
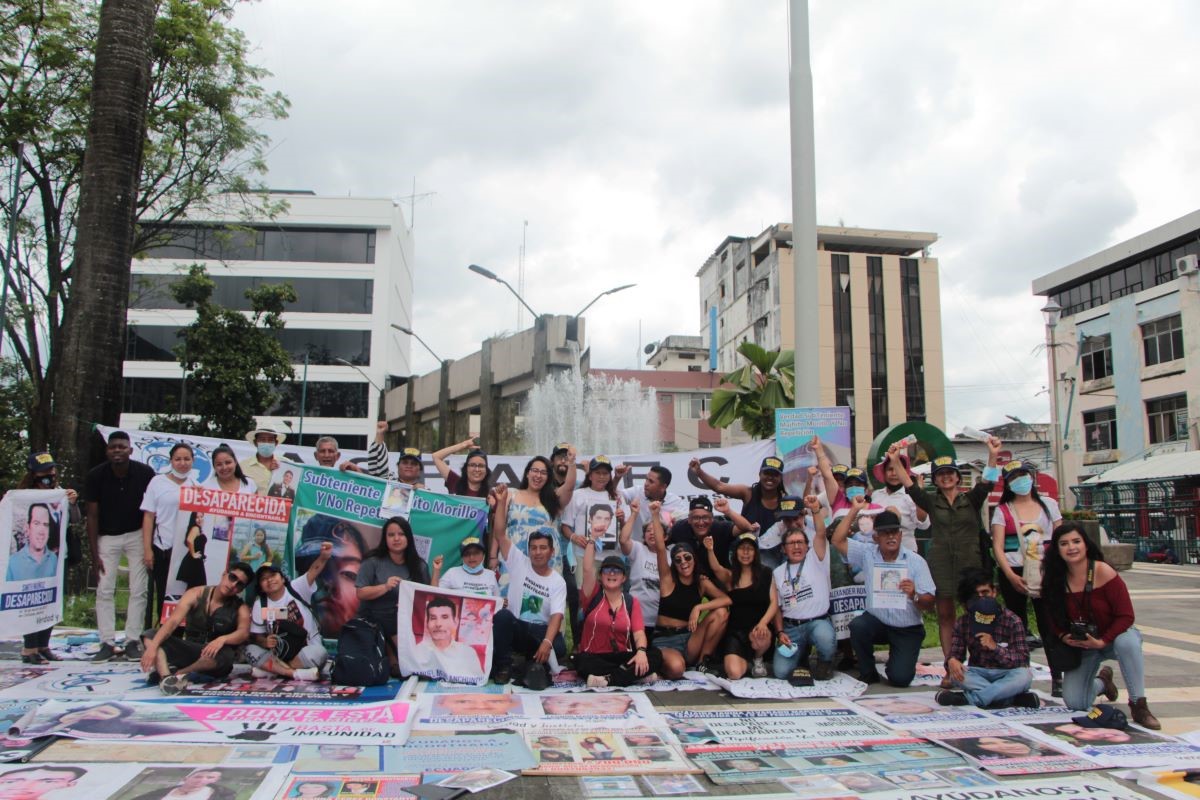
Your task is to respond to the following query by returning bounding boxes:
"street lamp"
[573,284,636,318]
[468,264,541,321]
[391,324,451,448]
[1041,299,1066,504]
[391,324,444,364]
[335,357,385,421]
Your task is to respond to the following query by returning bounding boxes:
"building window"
[1080,334,1113,381]
[142,224,377,264]
[122,377,369,418]
[900,258,925,420]
[867,256,888,435]
[676,394,708,420]
[1083,407,1117,452]
[1146,394,1188,444]
[131,274,374,314]
[1142,314,1184,367]
[126,325,372,366]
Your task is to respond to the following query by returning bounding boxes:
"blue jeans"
[959,666,1032,707]
[849,611,924,687]
[772,617,836,678]
[491,608,566,673]
[1062,627,1145,711]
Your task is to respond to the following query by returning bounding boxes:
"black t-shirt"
[84,460,156,535]
[666,519,734,580]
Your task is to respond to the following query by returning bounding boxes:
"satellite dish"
[643,342,658,354]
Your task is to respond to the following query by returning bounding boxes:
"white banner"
[396,583,497,686]
[0,489,67,635]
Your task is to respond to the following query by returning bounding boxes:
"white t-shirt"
[200,476,259,494]
[413,638,484,680]
[440,565,500,597]
[565,487,626,560]
[250,573,320,644]
[625,540,661,625]
[502,544,567,626]
[139,474,197,550]
[773,548,832,622]
[991,497,1062,567]
[620,487,689,531]
[870,487,930,552]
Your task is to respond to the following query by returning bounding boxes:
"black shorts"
[146,627,236,678]
[721,629,760,661]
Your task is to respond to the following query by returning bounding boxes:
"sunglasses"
[227,571,248,589]
[601,567,625,576]
[673,554,694,564]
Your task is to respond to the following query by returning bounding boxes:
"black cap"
[1072,704,1129,730]
[776,496,804,519]
[599,555,628,575]
[399,447,422,463]
[689,496,713,512]
[873,510,902,531]
[931,456,961,476]
[27,451,56,473]
[968,597,1001,637]
[551,442,570,457]
[255,563,283,585]
[760,456,784,474]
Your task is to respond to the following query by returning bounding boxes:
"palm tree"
[707,342,795,439]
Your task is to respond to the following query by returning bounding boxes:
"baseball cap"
[588,456,613,473]
[776,496,804,518]
[873,510,902,531]
[760,456,784,474]
[599,555,628,575]
[844,467,868,485]
[967,597,1001,637]
[931,456,961,476]
[1002,460,1034,478]
[27,451,56,473]
[399,447,422,462]
[255,562,283,586]
[1072,704,1129,730]
[689,496,713,513]
[733,532,759,549]
[831,464,849,477]
[551,442,570,457]
[460,536,485,554]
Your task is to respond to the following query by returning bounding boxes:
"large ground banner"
[661,704,895,746]
[396,583,496,685]
[167,487,291,598]
[0,488,68,635]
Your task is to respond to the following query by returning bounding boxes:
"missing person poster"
[775,408,852,496]
[166,487,291,598]
[396,583,496,685]
[0,489,67,635]
[525,730,693,775]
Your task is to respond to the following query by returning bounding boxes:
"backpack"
[331,616,389,686]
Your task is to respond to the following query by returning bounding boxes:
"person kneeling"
[575,542,663,688]
[246,542,333,682]
[140,562,253,695]
[938,568,1037,709]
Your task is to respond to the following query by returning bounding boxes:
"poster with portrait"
[396,583,496,686]
[414,692,660,731]
[1025,720,1200,769]
[106,765,285,800]
[165,487,291,598]
[524,729,694,775]
[277,774,419,799]
[0,489,68,635]
[775,407,852,495]
[923,724,1099,775]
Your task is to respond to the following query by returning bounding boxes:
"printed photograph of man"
[0,765,86,800]
[6,503,58,581]
[412,595,485,679]
[267,470,296,500]
[430,693,521,717]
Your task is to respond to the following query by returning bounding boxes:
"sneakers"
[586,674,610,689]
[122,641,142,661]
[160,674,186,696]
[292,668,319,682]
[812,660,834,681]
[1097,666,1119,702]
[1010,692,1041,709]
[936,690,968,706]
[750,658,768,679]
[92,643,117,663]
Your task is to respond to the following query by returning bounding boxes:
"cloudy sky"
[235,0,1200,433]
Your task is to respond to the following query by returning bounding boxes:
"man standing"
[617,465,688,530]
[84,430,155,662]
[246,543,332,682]
[313,422,391,477]
[490,484,566,688]
[412,596,484,680]
[832,502,936,687]
[241,425,285,495]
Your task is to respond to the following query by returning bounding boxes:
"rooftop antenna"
[396,177,436,229]
[517,220,528,328]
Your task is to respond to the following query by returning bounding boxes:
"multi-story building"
[697,223,946,464]
[122,192,413,450]
[1032,209,1200,489]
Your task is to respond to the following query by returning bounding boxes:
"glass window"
[125,325,371,366]
[867,256,888,436]
[123,378,191,414]
[1080,334,1113,381]
[675,394,707,420]
[900,258,925,420]
[1083,407,1117,452]
[126,325,181,361]
[1142,314,1184,366]
[130,275,374,314]
[269,382,369,418]
[1147,394,1188,444]
[142,224,376,264]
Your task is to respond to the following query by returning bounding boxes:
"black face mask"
[35,475,54,488]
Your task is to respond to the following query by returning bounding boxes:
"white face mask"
[858,516,875,535]
[171,467,191,480]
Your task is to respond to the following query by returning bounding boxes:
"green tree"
[0,359,34,487]
[0,0,288,466]
[707,342,795,439]
[150,264,296,438]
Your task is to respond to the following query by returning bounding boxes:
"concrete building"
[123,192,413,450]
[1032,209,1200,493]
[645,335,710,372]
[697,223,946,464]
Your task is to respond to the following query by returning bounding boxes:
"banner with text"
[0,489,67,635]
[776,407,852,496]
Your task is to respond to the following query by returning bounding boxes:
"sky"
[234,0,1200,434]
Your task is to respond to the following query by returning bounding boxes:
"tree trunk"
[52,0,156,478]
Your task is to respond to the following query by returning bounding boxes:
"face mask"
[257,443,276,458]
[1009,476,1034,496]
[462,562,485,575]
[845,486,866,501]
[858,516,874,534]
[36,475,54,488]
[171,467,192,480]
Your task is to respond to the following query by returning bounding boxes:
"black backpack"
[331,616,389,686]
[258,584,313,663]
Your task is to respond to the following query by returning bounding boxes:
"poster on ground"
[274,773,419,799]
[525,729,694,775]
[776,408,852,496]
[686,738,964,785]
[0,762,290,800]
[1025,720,1200,769]
[414,692,661,731]
[1134,768,1200,800]
[169,677,398,705]
[383,732,536,774]
[396,583,496,685]
[923,724,1100,775]
[661,704,894,745]
[0,489,68,636]
[846,693,990,731]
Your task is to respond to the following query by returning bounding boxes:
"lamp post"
[573,284,636,319]
[1041,299,1065,505]
[334,357,384,422]
[468,264,541,320]
[391,324,451,448]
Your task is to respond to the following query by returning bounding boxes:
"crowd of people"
[8,426,1160,729]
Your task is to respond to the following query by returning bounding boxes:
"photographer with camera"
[1042,522,1159,729]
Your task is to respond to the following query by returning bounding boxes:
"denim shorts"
[653,629,691,653]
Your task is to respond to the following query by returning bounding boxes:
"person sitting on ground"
[772,495,837,681]
[938,567,1037,709]
[574,540,664,688]
[710,531,778,679]
[832,498,935,687]
[140,562,254,694]
[246,542,333,682]
[432,537,500,596]
[649,501,731,678]
[489,483,567,687]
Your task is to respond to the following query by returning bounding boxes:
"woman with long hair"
[431,437,492,499]
[356,517,429,662]
[712,532,778,679]
[202,444,257,494]
[11,451,80,663]
[487,450,575,576]
[141,443,198,628]
[175,512,208,589]
[239,527,272,572]
[648,501,730,678]
[1042,522,1159,729]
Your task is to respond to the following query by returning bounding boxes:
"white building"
[122,192,413,450]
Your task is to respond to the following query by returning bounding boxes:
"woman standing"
[710,532,778,679]
[12,451,80,663]
[201,444,258,494]
[356,517,430,664]
[1042,523,1159,729]
[487,451,575,576]
[431,437,492,498]
[140,443,197,627]
[239,528,273,573]
[175,512,208,589]
[648,501,730,678]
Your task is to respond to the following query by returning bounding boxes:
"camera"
[1068,621,1098,641]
